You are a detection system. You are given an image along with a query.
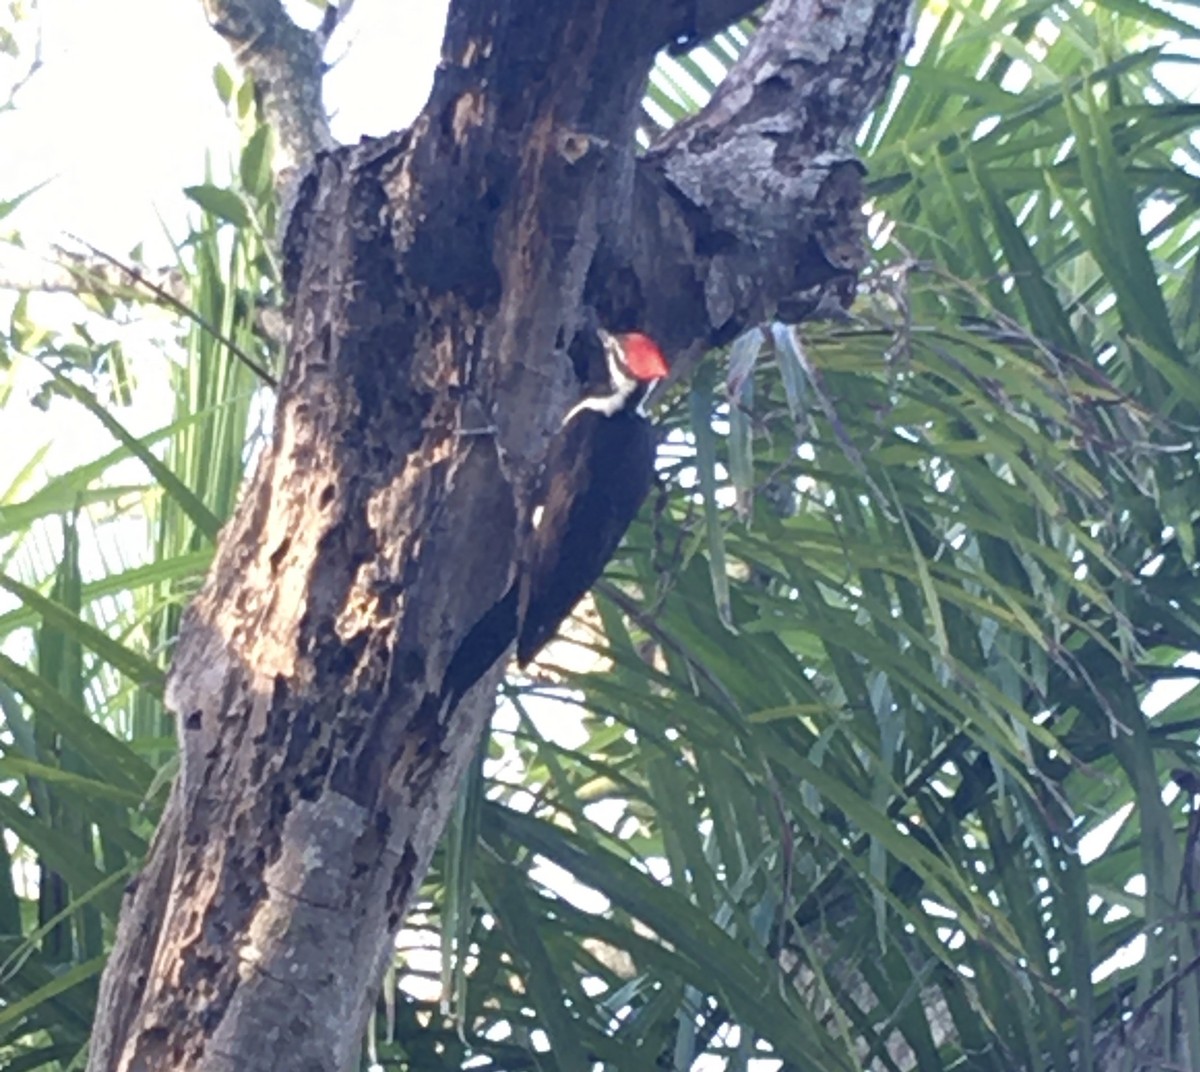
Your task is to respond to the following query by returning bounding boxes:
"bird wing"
[516,411,657,666]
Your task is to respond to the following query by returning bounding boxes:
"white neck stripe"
[565,393,626,422]
[561,334,651,424]
[564,370,649,423]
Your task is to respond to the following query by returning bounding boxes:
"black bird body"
[517,401,658,665]
[439,329,668,704]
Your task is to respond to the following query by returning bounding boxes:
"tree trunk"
[86,0,911,1067]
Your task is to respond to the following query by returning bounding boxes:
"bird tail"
[438,586,519,711]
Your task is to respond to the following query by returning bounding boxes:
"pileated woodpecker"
[440,328,670,703]
[516,328,670,664]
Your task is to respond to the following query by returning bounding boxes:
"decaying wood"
[87,0,911,1068]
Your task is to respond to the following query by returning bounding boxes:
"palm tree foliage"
[2,1,1199,1069]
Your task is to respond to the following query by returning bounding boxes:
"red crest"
[619,332,670,382]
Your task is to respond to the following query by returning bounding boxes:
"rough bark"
[86,0,911,1068]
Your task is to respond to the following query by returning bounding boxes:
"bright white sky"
[3,0,449,254]
[0,0,451,492]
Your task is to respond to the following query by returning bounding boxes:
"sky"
[0,0,451,492]
[2,0,450,254]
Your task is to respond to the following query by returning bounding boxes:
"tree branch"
[315,0,356,51]
[601,0,913,371]
[200,0,334,169]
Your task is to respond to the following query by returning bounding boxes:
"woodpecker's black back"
[516,405,658,666]
[437,329,667,706]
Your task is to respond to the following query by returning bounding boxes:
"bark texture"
[87,0,911,1068]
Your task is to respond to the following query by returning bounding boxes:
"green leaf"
[0,652,152,792]
[488,805,858,1072]
[0,953,108,1032]
[236,74,256,120]
[0,572,165,692]
[46,371,222,543]
[477,857,592,1072]
[183,184,251,228]
[690,365,735,632]
[212,63,234,105]
[0,179,50,222]
[239,125,274,202]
